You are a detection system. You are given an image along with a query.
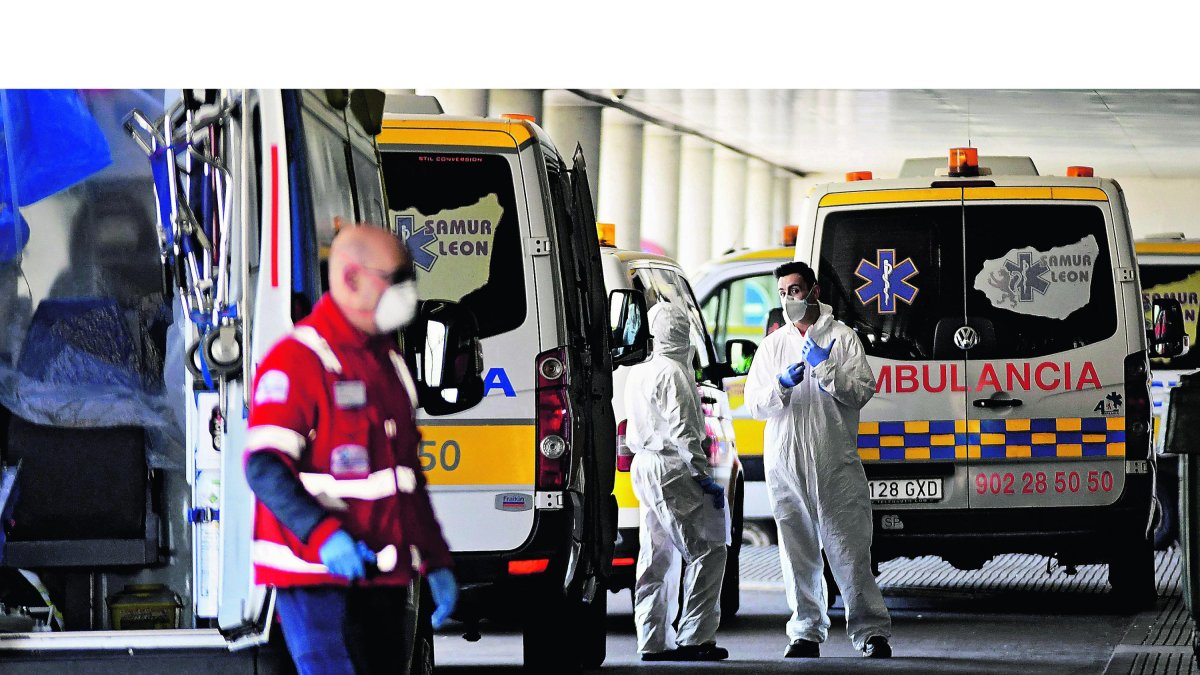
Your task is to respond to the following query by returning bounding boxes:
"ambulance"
[731,149,1188,610]
[0,90,484,672]
[377,101,646,670]
[1135,234,1200,548]
[597,225,745,616]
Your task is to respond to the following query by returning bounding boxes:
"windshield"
[1141,262,1200,371]
[380,150,525,339]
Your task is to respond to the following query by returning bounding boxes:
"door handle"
[973,398,1024,408]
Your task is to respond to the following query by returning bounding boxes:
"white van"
[377,104,647,670]
[733,150,1187,610]
[598,235,745,615]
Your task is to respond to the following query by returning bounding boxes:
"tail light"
[508,558,550,575]
[700,393,722,466]
[1125,352,1152,460]
[616,419,633,471]
[536,348,571,489]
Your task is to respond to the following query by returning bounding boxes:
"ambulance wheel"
[409,578,435,675]
[1110,535,1157,612]
[720,474,744,621]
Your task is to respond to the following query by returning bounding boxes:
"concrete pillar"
[711,146,747,256]
[770,167,792,248]
[418,89,489,116]
[488,89,543,125]
[744,159,774,250]
[542,101,602,210]
[640,127,681,257]
[676,135,714,274]
[597,108,644,250]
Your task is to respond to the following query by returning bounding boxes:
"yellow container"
[108,584,182,630]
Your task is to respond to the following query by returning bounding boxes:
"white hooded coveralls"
[744,301,891,650]
[625,302,727,654]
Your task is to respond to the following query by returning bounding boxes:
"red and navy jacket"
[245,294,452,587]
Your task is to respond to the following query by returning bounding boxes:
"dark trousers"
[276,585,410,675]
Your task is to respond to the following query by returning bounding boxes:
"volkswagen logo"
[954,326,979,351]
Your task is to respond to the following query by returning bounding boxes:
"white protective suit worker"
[625,302,730,662]
[744,261,893,659]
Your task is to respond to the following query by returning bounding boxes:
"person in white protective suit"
[625,302,730,662]
[744,261,893,659]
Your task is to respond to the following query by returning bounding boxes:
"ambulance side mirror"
[725,339,757,377]
[1150,298,1189,359]
[610,289,650,368]
[404,300,485,416]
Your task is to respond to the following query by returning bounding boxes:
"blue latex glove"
[802,337,831,368]
[777,362,805,389]
[427,568,459,629]
[696,476,725,509]
[319,530,367,581]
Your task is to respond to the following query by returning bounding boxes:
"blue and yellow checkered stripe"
[857,418,1126,462]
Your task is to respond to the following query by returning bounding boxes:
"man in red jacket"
[244,224,457,674]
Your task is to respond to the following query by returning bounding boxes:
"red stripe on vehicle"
[270,144,280,288]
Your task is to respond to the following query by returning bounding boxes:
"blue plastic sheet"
[0,89,113,262]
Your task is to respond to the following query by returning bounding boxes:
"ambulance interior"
[0,89,191,633]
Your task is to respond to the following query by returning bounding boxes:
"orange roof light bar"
[782,225,799,247]
[507,558,550,575]
[501,113,537,123]
[597,222,616,246]
[948,147,979,177]
[1066,166,1094,178]
[845,171,874,182]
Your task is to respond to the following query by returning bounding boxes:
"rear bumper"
[870,474,1154,565]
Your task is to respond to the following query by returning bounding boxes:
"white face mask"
[783,297,808,324]
[374,279,418,333]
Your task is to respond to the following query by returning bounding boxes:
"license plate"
[868,478,942,504]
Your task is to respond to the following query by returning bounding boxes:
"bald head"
[328,224,410,334]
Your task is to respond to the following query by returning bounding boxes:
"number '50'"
[419,440,461,472]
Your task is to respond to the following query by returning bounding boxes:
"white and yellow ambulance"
[735,149,1188,610]
[376,102,647,670]
[1135,235,1200,548]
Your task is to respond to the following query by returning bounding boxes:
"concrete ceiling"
[565,89,1200,180]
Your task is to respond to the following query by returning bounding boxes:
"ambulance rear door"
[379,125,540,553]
[813,190,969,512]
[961,189,1128,510]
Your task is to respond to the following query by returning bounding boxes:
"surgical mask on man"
[374,279,418,332]
[782,296,811,324]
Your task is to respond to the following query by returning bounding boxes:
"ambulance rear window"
[965,204,1116,359]
[1140,262,1200,370]
[380,152,525,339]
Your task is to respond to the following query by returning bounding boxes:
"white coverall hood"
[624,300,727,654]
[649,302,694,369]
[743,300,892,650]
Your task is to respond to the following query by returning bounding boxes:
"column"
[744,158,774,250]
[542,99,603,210]
[418,89,489,116]
[770,167,793,248]
[676,135,714,275]
[640,127,681,257]
[488,89,544,125]
[711,146,747,256]
[597,108,644,250]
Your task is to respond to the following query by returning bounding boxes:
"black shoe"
[784,638,820,658]
[675,643,729,661]
[641,648,679,661]
[862,635,892,659]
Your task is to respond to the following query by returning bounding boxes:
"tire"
[522,582,606,672]
[1155,456,1180,550]
[823,553,840,611]
[720,474,745,621]
[406,579,435,675]
[1109,534,1157,613]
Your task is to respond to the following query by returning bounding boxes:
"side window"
[1140,262,1200,370]
[702,273,777,357]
